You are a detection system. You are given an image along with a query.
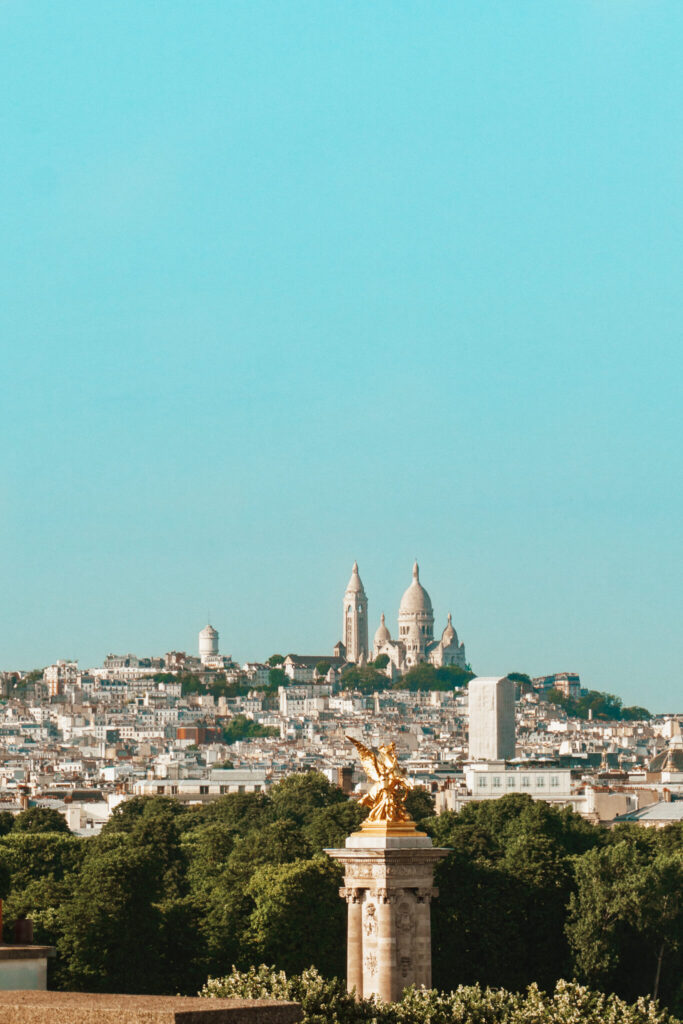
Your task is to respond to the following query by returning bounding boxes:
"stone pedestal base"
[327,831,448,1002]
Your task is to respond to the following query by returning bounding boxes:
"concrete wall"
[0,957,47,990]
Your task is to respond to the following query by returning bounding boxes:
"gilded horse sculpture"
[346,736,414,824]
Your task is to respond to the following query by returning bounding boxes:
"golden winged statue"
[346,735,414,824]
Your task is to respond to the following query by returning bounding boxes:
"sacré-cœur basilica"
[336,561,467,677]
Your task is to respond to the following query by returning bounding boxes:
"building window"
[522,776,530,788]
[199,785,209,795]
[220,785,228,794]
[492,776,502,788]
[477,775,487,787]
[506,775,516,787]
[171,786,178,795]
[157,786,165,794]
[550,776,559,787]
[536,776,545,787]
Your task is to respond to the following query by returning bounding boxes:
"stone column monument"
[327,738,448,1002]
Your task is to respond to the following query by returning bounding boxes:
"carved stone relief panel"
[363,900,377,937]
[395,893,416,988]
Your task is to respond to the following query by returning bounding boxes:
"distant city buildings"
[532,672,581,699]
[0,564,679,836]
[44,660,79,698]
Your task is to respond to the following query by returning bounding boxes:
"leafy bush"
[201,964,368,1024]
[201,966,680,1024]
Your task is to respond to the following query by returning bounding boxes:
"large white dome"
[398,561,433,615]
[441,613,457,646]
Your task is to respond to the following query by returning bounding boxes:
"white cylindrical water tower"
[198,623,219,663]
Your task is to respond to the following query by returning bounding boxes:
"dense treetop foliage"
[399,663,473,691]
[221,715,279,744]
[340,662,473,695]
[546,688,652,721]
[1,777,680,1016]
[11,806,71,834]
[506,672,534,692]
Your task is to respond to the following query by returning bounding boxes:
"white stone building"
[435,762,574,812]
[343,562,369,662]
[198,623,219,664]
[371,562,467,672]
[44,660,79,698]
[468,676,516,760]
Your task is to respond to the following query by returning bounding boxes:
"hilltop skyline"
[3,555,677,714]
[1,3,682,712]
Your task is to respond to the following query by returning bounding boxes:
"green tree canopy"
[222,716,279,744]
[270,772,347,827]
[246,858,345,978]
[547,688,651,721]
[13,807,70,834]
[567,840,683,1010]
[340,665,389,694]
[396,663,473,692]
[303,802,367,853]
[404,787,436,827]
[0,811,15,837]
[506,671,534,692]
[268,667,287,687]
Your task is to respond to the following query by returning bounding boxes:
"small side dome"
[441,613,457,646]
[374,613,391,647]
[648,735,683,773]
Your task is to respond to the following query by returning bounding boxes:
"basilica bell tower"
[343,561,368,663]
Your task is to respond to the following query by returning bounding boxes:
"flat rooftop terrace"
[0,991,302,1024]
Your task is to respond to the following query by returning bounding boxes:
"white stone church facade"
[339,561,467,674]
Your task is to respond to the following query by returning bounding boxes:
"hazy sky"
[1,2,681,712]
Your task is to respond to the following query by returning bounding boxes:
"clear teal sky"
[1,2,681,711]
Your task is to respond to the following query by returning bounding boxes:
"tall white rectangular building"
[468,676,516,761]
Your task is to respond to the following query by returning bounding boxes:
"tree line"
[0,778,680,1014]
[507,673,651,720]
[340,662,474,694]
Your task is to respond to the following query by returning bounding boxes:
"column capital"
[340,886,364,903]
[375,887,396,905]
[415,887,438,903]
